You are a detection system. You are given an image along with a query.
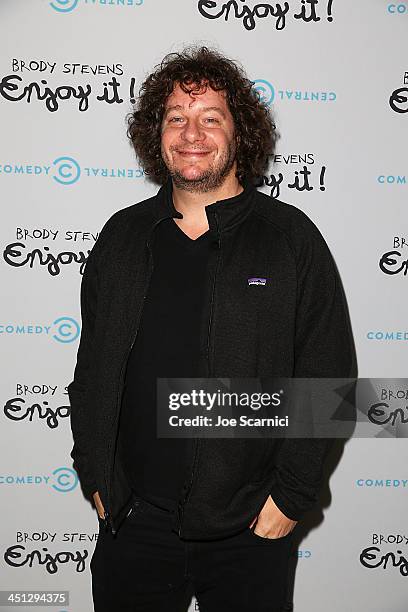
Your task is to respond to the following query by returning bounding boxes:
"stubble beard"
[163,139,237,193]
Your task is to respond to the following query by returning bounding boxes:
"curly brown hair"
[126,44,279,184]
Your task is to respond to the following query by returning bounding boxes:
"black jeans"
[91,495,294,612]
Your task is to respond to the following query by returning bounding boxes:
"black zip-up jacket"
[67,177,358,540]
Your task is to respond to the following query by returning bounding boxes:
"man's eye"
[169,116,184,123]
[204,117,219,123]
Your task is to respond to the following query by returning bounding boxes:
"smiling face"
[160,81,238,192]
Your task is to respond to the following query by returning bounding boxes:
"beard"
[162,139,237,193]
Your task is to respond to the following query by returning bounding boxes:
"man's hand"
[249,494,297,539]
[93,491,106,520]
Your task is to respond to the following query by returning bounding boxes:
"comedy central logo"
[0,467,78,492]
[52,467,78,492]
[0,316,80,343]
[252,79,336,104]
[53,316,81,343]
[252,79,275,106]
[0,156,144,183]
[50,0,79,11]
[53,156,81,185]
[387,3,408,14]
[49,0,144,12]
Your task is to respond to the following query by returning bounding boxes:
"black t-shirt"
[117,216,212,511]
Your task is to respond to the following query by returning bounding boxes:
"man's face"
[160,81,238,192]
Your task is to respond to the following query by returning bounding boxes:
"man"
[68,45,357,612]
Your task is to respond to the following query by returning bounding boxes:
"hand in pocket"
[93,491,106,520]
[249,494,297,539]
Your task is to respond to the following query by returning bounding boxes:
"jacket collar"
[152,176,257,236]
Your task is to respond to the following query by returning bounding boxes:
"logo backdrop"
[1,1,406,610]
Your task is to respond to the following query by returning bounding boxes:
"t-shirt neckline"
[167,218,211,249]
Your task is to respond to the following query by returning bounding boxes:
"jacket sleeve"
[67,216,115,499]
[269,214,358,521]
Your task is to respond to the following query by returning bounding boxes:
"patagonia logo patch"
[247,277,267,286]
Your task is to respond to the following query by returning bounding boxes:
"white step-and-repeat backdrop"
[1,1,407,611]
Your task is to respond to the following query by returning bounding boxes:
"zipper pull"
[103,511,110,532]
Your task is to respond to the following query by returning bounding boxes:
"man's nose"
[180,118,205,143]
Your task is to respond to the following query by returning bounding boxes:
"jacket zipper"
[177,212,222,537]
[104,217,163,535]
[206,212,221,376]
